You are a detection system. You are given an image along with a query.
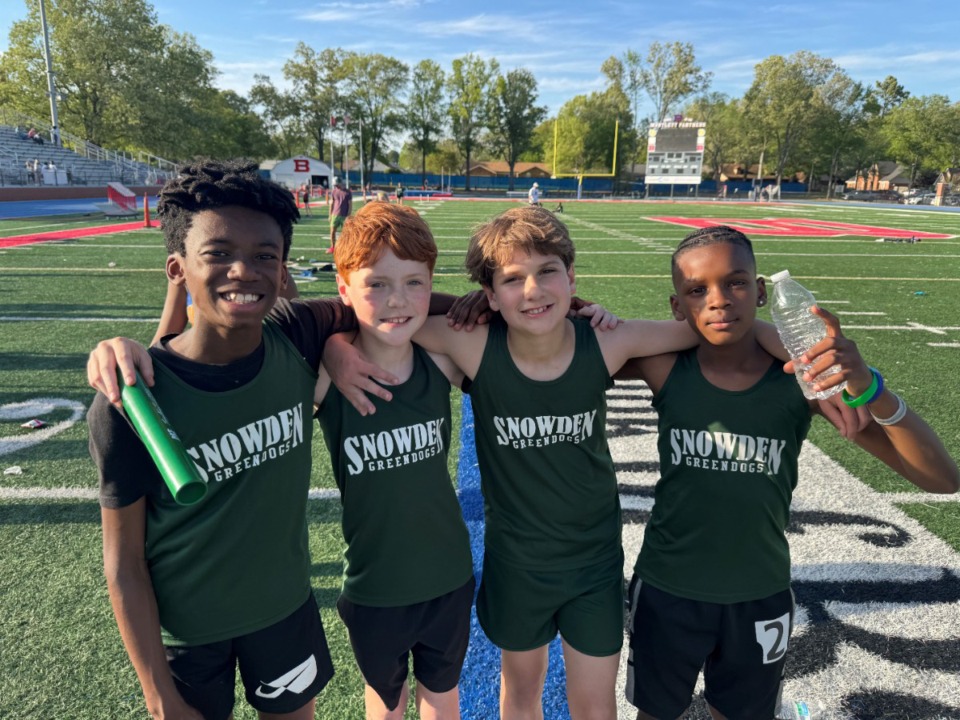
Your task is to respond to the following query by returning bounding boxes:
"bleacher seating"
[0,122,173,187]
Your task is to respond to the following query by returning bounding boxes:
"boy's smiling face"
[485,249,575,334]
[337,248,432,347]
[670,241,765,346]
[168,205,288,336]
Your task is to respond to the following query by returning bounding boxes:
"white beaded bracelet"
[871,392,908,426]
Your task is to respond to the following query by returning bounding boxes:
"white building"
[263,156,333,190]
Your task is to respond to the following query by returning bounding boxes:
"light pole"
[38,0,61,146]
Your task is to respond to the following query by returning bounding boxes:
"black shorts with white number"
[626,576,794,720]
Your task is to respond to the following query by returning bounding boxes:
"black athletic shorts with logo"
[337,576,475,711]
[625,576,794,720]
[165,593,334,720]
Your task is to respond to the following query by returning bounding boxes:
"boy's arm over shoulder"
[595,318,698,376]
[270,297,356,370]
[88,339,155,409]
[614,352,678,396]
[425,350,465,390]
[414,315,488,381]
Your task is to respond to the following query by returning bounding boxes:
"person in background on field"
[328,176,353,254]
[616,225,959,720]
[395,182,405,206]
[527,182,540,206]
[300,183,312,216]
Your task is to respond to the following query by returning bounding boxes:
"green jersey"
[637,348,811,603]
[467,316,620,570]
[317,344,472,606]
[144,321,318,645]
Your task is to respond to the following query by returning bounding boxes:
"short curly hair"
[157,159,300,258]
[464,206,574,288]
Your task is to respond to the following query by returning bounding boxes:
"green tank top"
[145,320,319,645]
[316,344,472,606]
[637,348,811,603]
[467,316,619,570]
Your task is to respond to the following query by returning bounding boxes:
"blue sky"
[2,0,958,123]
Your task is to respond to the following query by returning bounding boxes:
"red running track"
[0,221,150,249]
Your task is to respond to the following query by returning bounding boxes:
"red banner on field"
[649,217,951,239]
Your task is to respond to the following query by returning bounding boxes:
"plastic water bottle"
[768,270,846,400]
[776,698,827,719]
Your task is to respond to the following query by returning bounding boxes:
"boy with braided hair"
[617,225,958,720]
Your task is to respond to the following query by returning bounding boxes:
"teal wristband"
[842,367,882,408]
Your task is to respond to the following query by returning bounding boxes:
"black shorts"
[625,577,794,720]
[476,552,624,656]
[337,576,475,711]
[165,593,334,720]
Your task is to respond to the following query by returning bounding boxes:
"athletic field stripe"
[0,316,161,323]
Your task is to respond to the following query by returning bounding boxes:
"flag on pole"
[330,115,336,127]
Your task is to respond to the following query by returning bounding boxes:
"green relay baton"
[120,370,207,506]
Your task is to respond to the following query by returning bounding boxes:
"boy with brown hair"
[411,206,728,720]
[313,201,474,719]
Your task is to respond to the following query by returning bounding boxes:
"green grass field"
[1,198,959,718]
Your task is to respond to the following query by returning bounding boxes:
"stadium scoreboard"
[646,121,706,185]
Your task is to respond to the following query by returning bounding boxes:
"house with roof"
[845,161,912,192]
[934,168,960,191]
[715,163,777,183]
[468,161,551,178]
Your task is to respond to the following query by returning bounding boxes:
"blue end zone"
[456,396,572,719]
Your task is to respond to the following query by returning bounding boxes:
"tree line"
[1,0,957,191]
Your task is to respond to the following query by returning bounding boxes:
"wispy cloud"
[417,14,541,40]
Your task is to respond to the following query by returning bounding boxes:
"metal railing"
[0,107,177,185]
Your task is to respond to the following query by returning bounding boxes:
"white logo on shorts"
[255,654,318,698]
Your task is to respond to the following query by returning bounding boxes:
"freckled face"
[337,249,432,346]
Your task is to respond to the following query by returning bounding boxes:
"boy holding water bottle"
[616,225,958,720]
